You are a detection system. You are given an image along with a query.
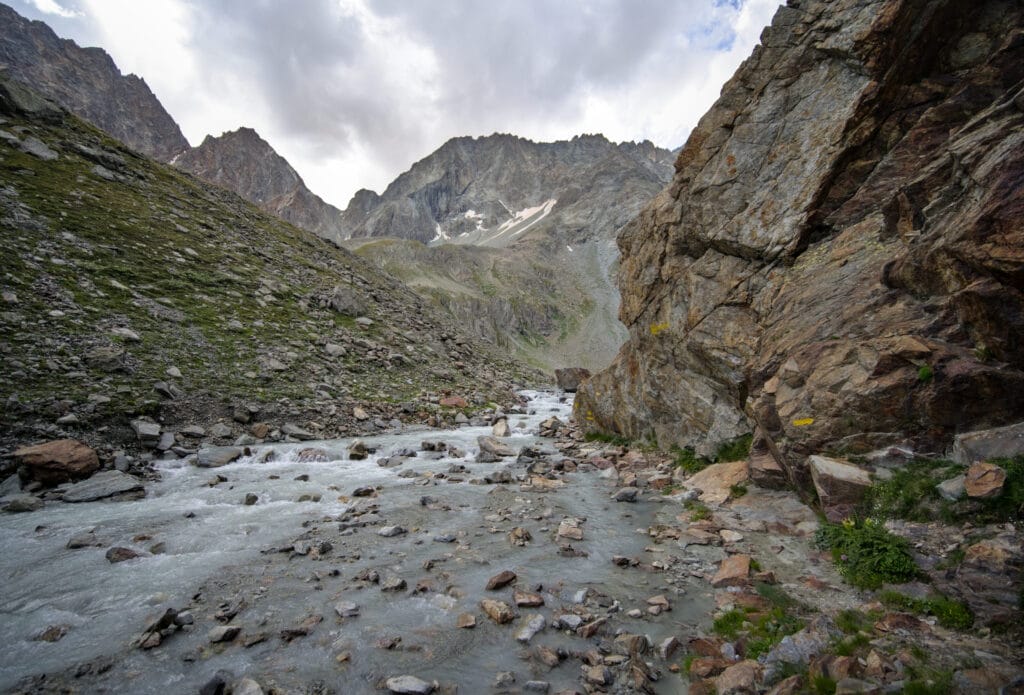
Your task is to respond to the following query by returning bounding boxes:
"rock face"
[174,128,346,243]
[0,3,188,161]
[578,0,1024,473]
[555,367,591,392]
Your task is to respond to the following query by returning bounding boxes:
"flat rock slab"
[953,421,1024,465]
[385,676,435,694]
[685,460,749,505]
[62,470,144,503]
[711,554,751,587]
[196,446,243,468]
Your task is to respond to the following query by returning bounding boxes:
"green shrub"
[715,433,753,462]
[902,670,954,695]
[814,518,918,589]
[730,482,748,498]
[811,675,837,694]
[879,591,973,630]
[672,445,708,474]
[863,459,962,522]
[917,364,934,382]
[835,609,870,634]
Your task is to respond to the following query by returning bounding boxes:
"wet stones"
[384,675,436,695]
[486,570,517,590]
[613,487,639,502]
[480,599,514,624]
[381,576,407,592]
[515,614,546,643]
[196,446,243,468]
[514,590,545,607]
[478,435,515,458]
[348,440,369,460]
[457,613,476,628]
[334,601,360,619]
[105,546,140,563]
[243,493,258,506]
[508,527,532,546]
[378,525,407,537]
[208,625,241,643]
[557,517,584,540]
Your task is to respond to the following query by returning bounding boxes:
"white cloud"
[11,0,783,208]
[27,0,80,18]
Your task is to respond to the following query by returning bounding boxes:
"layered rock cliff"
[342,133,674,246]
[577,0,1024,470]
[174,127,347,243]
[0,2,188,161]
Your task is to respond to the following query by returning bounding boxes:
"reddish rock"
[480,599,514,624]
[712,554,751,587]
[14,439,99,485]
[486,570,517,590]
[715,660,761,694]
[439,395,468,408]
[964,461,1007,499]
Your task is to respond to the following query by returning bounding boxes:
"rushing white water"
[0,391,703,693]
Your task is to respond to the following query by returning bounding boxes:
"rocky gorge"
[1,0,1023,693]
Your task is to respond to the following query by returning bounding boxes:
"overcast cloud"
[14,0,781,208]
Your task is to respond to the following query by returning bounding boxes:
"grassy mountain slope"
[0,80,539,455]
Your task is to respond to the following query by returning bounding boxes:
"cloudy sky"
[13,0,781,208]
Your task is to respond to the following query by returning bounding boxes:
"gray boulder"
[62,470,144,503]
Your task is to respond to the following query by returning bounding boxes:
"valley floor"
[1,392,1022,695]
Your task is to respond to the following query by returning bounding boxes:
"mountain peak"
[0,2,189,161]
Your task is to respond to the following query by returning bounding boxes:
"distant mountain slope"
[174,127,347,243]
[342,133,675,371]
[0,2,188,162]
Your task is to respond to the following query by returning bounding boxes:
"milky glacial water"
[0,391,707,693]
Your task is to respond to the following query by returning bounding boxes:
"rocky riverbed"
[2,391,1022,695]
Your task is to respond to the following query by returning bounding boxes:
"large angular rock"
[808,456,872,522]
[685,460,750,505]
[195,447,243,468]
[14,440,99,485]
[711,554,751,587]
[953,422,1024,465]
[575,0,1024,469]
[477,436,515,458]
[555,367,591,392]
[62,470,144,503]
[964,461,1006,499]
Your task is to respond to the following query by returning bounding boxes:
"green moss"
[730,482,748,498]
[917,364,934,382]
[814,519,918,589]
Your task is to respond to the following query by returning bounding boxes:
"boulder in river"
[385,675,436,695]
[478,436,515,458]
[196,446,243,468]
[14,439,99,485]
[62,470,144,503]
[555,367,591,392]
